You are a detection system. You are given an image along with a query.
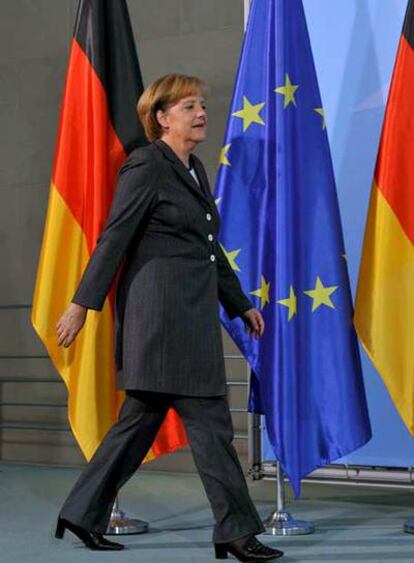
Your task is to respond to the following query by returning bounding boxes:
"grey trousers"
[59,391,265,543]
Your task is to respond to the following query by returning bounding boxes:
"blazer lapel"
[154,140,213,209]
[191,155,212,200]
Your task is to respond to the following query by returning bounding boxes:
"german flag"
[32,0,187,461]
[355,1,414,434]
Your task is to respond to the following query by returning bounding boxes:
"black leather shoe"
[55,517,124,551]
[215,535,283,561]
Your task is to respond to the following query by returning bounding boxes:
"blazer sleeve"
[72,155,159,311]
[215,241,253,320]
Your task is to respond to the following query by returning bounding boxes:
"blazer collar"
[154,139,212,207]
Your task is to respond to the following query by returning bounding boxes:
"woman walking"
[55,74,283,561]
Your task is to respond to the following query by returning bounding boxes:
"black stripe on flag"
[403,0,414,51]
[73,0,147,154]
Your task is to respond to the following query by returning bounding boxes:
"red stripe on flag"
[48,37,189,460]
[52,38,126,254]
[375,35,414,246]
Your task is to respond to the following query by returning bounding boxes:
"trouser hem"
[213,524,266,544]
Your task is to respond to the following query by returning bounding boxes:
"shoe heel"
[214,544,228,559]
[55,517,65,539]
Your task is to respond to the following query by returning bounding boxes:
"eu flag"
[214,0,372,495]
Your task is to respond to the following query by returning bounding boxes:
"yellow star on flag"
[215,197,221,206]
[314,107,326,129]
[275,73,299,108]
[250,275,270,310]
[232,96,265,132]
[277,286,297,321]
[304,276,338,312]
[219,143,231,166]
[220,243,241,271]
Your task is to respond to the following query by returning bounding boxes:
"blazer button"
[208,234,214,241]
[210,254,216,262]
[206,213,212,221]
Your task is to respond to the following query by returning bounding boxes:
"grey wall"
[0,0,248,470]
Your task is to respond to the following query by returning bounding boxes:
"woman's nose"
[197,107,207,119]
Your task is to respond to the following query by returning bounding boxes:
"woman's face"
[157,93,207,145]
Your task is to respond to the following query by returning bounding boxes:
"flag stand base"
[263,509,315,536]
[263,462,315,536]
[105,498,149,535]
[404,520,414,534]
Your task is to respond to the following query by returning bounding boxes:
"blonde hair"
[137,74,207,141]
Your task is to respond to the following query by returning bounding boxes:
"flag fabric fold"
[215,0,371,495]
[32,0,187,462]
[355,0,414,435]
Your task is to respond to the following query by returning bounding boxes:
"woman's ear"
[156,109,169,131]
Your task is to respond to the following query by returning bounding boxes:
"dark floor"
[1,462,414,562]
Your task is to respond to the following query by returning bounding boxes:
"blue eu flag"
[214,0,372,495]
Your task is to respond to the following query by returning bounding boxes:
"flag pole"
[106,496,148,535]
[263,462,314,536]
[244,0,251,29]
[242,0,314,538]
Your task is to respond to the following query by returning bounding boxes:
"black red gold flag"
[355,0,414,433]
[32,0,187,461]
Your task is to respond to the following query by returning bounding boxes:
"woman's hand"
[56,303,87,348]
[242,308,265,339]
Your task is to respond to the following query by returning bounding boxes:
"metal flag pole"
[247,367,314,535]
[403,467,414,533]
[244,0,251,30]
[242,0,313,540]
[263,462,315,536]
[106,496,149,535]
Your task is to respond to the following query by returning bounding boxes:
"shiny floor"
[1,462,414,562]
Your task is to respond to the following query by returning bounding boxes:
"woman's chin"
[191,130,207,143]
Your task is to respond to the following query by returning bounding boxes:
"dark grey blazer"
[73,140,253,396]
